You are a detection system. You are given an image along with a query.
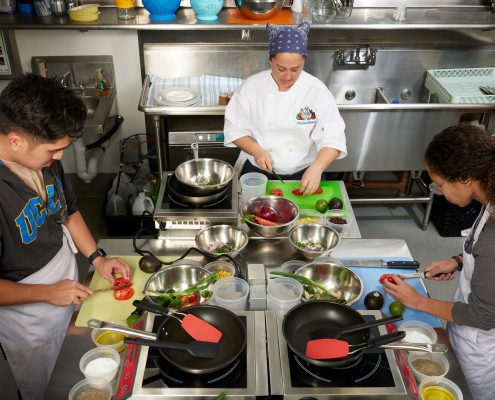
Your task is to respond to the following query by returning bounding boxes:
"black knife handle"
[386,260,420,268]
[367,331,406,348]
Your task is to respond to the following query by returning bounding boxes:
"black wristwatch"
[451,254,463,271]
[88,248,107,265]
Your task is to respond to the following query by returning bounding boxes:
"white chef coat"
[448,206,495,400]
[224,70,346,175]
[0,225,77,400]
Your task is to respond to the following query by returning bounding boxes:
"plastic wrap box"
[430,195,482,237]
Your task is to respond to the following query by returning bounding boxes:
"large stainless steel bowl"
[175,158,234,195]
[241,196,299,238]
[288,223,341,261]
[235,0,284,20]
[195,225,249,258]
[294,261,363,306]
[144,263,212,307]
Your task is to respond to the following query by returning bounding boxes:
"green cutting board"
[265,180,344,211]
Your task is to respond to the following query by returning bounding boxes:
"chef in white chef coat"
[224,22,347,195]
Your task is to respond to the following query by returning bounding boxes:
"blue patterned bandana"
[266,22,310,55]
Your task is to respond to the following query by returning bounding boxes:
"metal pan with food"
[283,301,401,368]
[88,304,246,375]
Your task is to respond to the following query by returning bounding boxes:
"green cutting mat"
[265,180,344,211]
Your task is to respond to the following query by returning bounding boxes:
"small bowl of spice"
[408,352,449,383]
[68,378,112,400]
[399,320,438,348]
[91,329,126,353]
[204,260,236,278]
[324,208,352,236]
[79,347,120,383]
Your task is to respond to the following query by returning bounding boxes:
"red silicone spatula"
[305,338,350,360]
[133,299,223,343]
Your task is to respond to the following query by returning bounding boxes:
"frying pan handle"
[87,318,157,340]
[341,315,403,335]
[366,331,406,347]
[133,299,170,316]
[124,337,186,351]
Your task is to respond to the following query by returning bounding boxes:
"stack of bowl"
[68,4,100,22]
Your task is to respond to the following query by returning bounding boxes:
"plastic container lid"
[212,277,249,310]
[280,259,306,273]
[267,277,303,310]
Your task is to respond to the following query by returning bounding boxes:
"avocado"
[364,291,384,310]
[328,197,343,209]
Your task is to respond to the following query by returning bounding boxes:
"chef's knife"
[340,259,420,269]
[93,283,132,293]
[271,169,285,184]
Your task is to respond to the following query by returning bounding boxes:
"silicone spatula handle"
[367,331,406,348]
[341,315,403,335]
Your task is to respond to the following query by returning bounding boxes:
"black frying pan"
[283,301,399,368]
[90,304,246,375]
[136,301,246,374]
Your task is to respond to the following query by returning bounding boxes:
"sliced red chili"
[113,287,134,301]
[292,188,303,196]
[315,187,323,194]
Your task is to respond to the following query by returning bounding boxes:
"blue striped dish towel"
[147,74,245,107]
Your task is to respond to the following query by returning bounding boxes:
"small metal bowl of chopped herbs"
[195,225,249,258]
[288,223,341,261]
[144,264,216,309]
[270,261,363,306]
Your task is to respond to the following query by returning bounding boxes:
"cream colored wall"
[13,30,145,175]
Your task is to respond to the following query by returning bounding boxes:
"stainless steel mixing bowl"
[235,0,284,20]
[195,225,249,258]
[288,223,341,261]
[144,263,212,307]
[240,196,299,238]
[294,261,363,306]
[174,158,234,195]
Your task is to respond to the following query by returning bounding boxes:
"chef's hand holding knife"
[423,258,457,281]
[252,146,273,173]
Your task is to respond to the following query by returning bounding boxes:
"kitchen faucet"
[58,70,86,95]
[336,45,377,66]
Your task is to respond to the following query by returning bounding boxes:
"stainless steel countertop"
[46,237,473,399]
[1,6,494,30]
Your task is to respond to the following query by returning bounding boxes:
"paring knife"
[93,283,132,293]
[340,259,420,269]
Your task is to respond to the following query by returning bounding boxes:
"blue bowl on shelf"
[142,0,181,21]
[190,0,224,20]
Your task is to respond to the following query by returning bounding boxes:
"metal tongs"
[479,86,495,96]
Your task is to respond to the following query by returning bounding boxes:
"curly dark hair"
[0,73,86,142]
[425,123,495,203]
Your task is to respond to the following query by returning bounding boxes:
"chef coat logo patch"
[296,106,316,125]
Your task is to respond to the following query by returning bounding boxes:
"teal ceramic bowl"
[142,0,181,20]
[190,0,224,20]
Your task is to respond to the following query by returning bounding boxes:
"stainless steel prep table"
[46,238,473,399]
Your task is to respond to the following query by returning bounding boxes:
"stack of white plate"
[154,87,201,107]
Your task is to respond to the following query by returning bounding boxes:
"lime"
[315,199,328,213]
[389,301,405,316]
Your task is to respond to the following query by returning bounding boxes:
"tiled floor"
[0,200,465,399]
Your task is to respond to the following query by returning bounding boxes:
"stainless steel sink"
[77,88,115,135]
[80,95,100,118]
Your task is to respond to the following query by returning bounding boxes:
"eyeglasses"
[429,182,443,196]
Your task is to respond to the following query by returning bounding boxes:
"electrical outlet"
[121,138,142,164]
